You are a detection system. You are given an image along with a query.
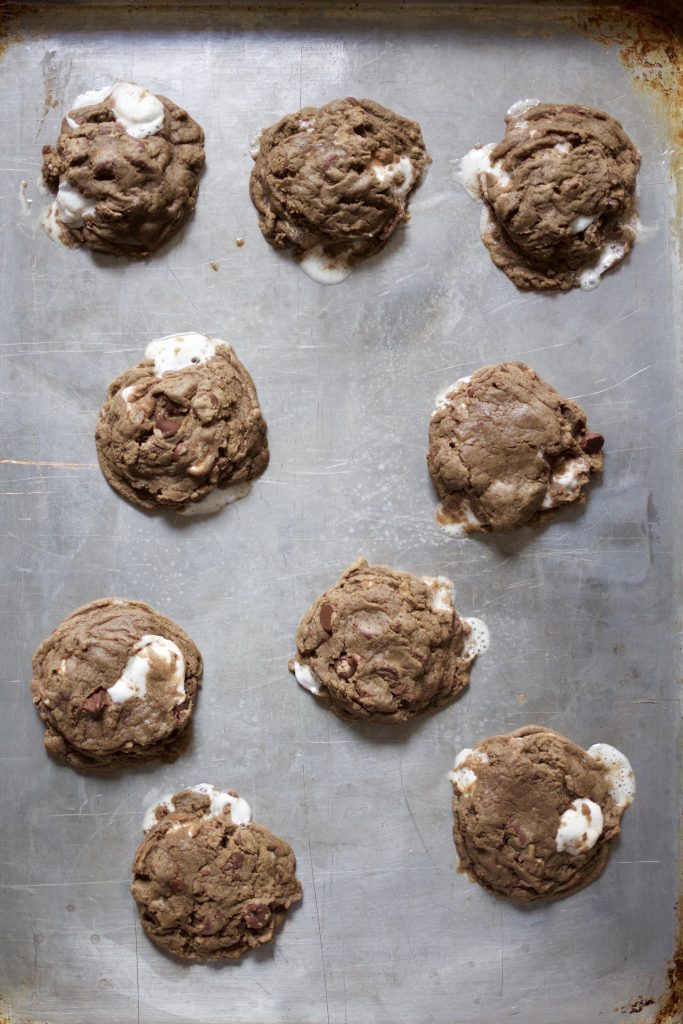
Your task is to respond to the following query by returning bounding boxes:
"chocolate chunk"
[155,415,181,438]
[82,687,111,714]
[319,602,334,633]
[169,876,184,893]
[333,655,357,679]
[226,850,245,875]
[243,903,271,930]
[579,430,604,455]
[390,681,410,696]
[171,443,187,462]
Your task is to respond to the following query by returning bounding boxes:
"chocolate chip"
[224,850,245,878]
[333,655,357,679]
[155,415,180,438]
[579,430,604,455]
[82,688,111,714]
[375,665,398,681]
[244,903,271,930]
[209,394,219,408]
[390,681,410,696]
[169,876,184,893]
[319,602,334,633]
[171,443,187,462]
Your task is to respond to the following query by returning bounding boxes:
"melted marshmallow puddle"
[456,142,510,200]
[42,181,97,239]
[449,747,490,794]
[462,618,490,661]
[69,82,165,139]
[437,503,483,538]
[145,333,219,375]
[432,375,472,416]
[587,743,636,809]
[579,241,627,290]
[293,661,322,695]
[107,635,185,704]
[423,576,489,660]
[372,155,415,199]
[249,129,263,159]
[178,481,253,517]
[142,795,176,832]
[555,798,604,855]
[423,575,456,615]
[299,246,352,285]
[191,784,252,825]
[46,83,165,244]
[506,98,541,120]
[542,456,590,509]
[142,786,251,833]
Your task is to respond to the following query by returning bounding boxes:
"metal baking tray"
[1,1,681,1021]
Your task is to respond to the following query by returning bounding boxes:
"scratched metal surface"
[0,3,680,1023]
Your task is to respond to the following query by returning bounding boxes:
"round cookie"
[249,97,429,282]
[428,360,604,534]
[132,786,302,961]
[42,81,204,257]
[31,599,202,771]
[450,725,635,903]
[96,333,269,513]
[457,100,640,291]
[290,558,488,723]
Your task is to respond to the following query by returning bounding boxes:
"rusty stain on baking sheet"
[567,2,683,245]
[0,1,680,1021]
[651,937,683,1024]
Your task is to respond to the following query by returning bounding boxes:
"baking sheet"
[0,2,681,1022]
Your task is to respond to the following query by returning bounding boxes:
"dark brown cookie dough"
[31,599,202,771]
[42,82,204,258]
[450,725,635,903]
[428,361,604,534]
[96,334,269,513]
[132,786,302,961]
[289,558,486,723]
[249,97,429,279]
[459,101,640,291]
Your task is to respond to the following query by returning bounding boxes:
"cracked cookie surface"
[250,97,429,278]
[31,598,202,771]
[428,361,603,534]
[96,334,269,513]
[132,786,302,961]
[290,558,481,723]
[42,81,204,257]
[460,101,640,291]
[451,725,633,902]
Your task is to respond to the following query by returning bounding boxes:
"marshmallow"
[555,798,604,855]
[107,635,185,704]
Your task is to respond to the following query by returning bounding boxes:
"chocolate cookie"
[457,100,640,290]
[96,333,269,513]
[42,81,204,257]
[289,558,488,723]
[450,725,635,903]
[31,599,202,771]
[249,97,429,282]
[132,785,302,961]
[428,361,604,534]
